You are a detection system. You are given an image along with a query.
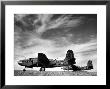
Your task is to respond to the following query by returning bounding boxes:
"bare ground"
[14,70,97,76]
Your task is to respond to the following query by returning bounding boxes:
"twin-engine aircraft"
[18,53,65,71]
[18,50,93,71]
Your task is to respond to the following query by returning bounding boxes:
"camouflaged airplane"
[18,50,93,71]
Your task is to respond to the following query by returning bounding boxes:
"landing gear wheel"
[43,68,45,71]
[23,68,26,72]
[40,67,42,71]
[40,67,45,71]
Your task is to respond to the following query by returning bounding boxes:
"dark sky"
[14,14,97,70]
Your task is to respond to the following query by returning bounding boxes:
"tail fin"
[87,60,93,69]
[64,50,76,65]
[38,53,49,67]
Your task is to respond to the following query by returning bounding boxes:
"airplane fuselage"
[18,58,65,68]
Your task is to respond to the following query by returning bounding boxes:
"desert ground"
[14,70,97,76]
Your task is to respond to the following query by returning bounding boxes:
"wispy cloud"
[34,14,83,35]
[14,14,83,49]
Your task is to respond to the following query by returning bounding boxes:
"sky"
[14,14,97,71]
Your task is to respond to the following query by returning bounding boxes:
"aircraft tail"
[87,60,93,69]
[38,53,49,67]
[80,60,93,70]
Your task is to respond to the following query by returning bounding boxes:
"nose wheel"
[23,66,26,72]
[40,67,45,71]
[23,68,26,72]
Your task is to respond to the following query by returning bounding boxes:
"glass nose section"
[18,60,22,65]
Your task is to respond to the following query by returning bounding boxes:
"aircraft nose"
[18,60,22,65]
